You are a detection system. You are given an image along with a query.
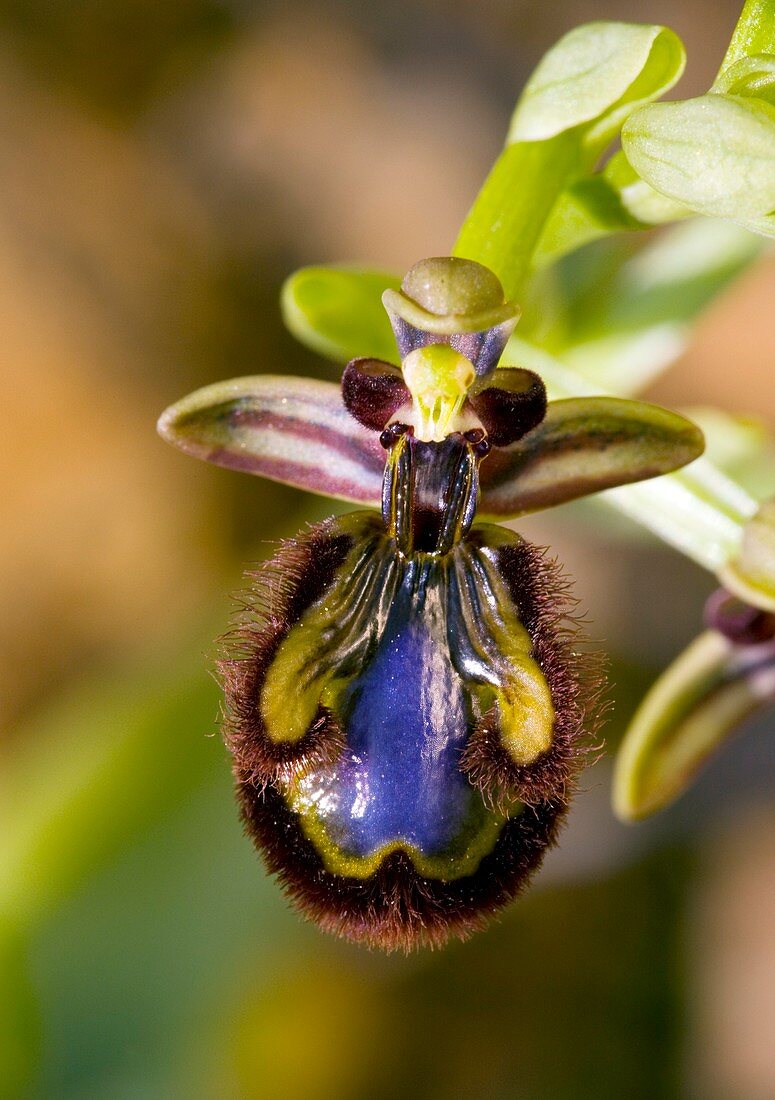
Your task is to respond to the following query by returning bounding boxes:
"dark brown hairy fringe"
[236,773,565,952]
[217,519,353,787]
[461,539,607,810]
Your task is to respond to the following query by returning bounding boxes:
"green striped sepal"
[477,397,704,518]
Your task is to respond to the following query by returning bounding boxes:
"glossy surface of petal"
[260,517,554,880]
[218,496,600,947]
[288,552,505,878]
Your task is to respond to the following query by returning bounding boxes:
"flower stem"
[718,0,775,78]
[453,136,581,302]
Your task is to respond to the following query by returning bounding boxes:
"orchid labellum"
[159,256,704,950]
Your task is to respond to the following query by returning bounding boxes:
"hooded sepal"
[382,256,520,376]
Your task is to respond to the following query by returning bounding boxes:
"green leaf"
[532,151,692,266]
[455,22,685,295]
[453,137,582,302]
[511,206,761,388]
[534,175,645,268]
[281,266,400,365]
[604,465,756,573]
[613,630,775,820]
[720,499,775,611]
[478,396,704,517]
[158,375,385,507]
[622,93,775,233]
[602,149,691,225]
[551,219,764,392]
[509,22,685,148]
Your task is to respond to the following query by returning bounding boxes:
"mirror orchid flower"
[158,256,704,950]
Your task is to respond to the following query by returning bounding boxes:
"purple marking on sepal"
[158,374,385,506]
[477,397,705,518]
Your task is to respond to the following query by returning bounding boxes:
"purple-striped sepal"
[157,375,385,506]
[158,377,704,517]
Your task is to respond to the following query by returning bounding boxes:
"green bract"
[714,54,775,102]
[623,93,775,234]
[454,21,685,294]
[619,1,775,237]
[508,22,685,149]
[720,499,775,610]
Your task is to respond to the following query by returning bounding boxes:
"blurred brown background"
[1,2,774,1097]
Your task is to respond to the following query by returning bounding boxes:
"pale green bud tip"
[383,256,520,335]
[719,498,775,612]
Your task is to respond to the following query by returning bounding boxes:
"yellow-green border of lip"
[287,786,511,881]
[382,287,520,336]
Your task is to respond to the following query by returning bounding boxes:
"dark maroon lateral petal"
[468,368,547,447]
[341,358,410,431]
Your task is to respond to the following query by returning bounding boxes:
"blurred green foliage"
[1,0,774,1097]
